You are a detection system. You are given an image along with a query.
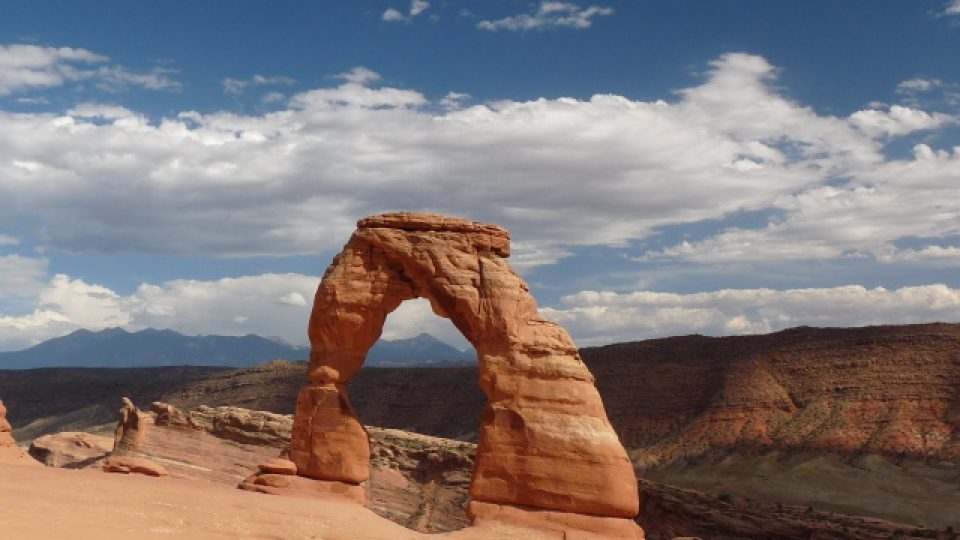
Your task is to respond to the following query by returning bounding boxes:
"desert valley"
[3,321,960,539]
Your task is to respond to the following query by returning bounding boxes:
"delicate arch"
[290,212,640,528]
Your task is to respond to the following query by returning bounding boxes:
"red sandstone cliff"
[585,323,960,467]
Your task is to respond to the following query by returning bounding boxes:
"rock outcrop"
[112,397,145,454]
[0,399,14,447]
[106,400,475,533]
[102,455,168,477]
[28,432,112,468]
[152,401,291,448]
[105,400,289,485]
[0,398,39,466]
[287,212,641,537]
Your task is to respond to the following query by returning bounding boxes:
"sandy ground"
[0,463,555,540]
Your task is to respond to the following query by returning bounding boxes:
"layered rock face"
[107,400,291,485]
[585,325,960,467]
[292,212,640,536]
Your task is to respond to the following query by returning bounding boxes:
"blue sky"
[1,1,959,351]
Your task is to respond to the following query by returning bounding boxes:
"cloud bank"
[544,284,960,346]
[1,52,956,269]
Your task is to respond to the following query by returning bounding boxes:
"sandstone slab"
[28,431,112,468]
[238,471,365,503]
[102,455,168,477]
[258,457,297,475]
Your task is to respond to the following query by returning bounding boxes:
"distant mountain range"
[0,328,475,369]
[365,333,475,367]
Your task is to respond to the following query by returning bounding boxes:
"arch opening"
[377,298,476,364]
[352,298,483,532]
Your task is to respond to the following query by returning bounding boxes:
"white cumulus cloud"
[382,8,405,21]
[382,0,430,22]
[0,44,178,95]
[896,78,942,93]
[849,105,954,137]
[410,0,430,17]
[478,2,613,31]
[334,66,381,85]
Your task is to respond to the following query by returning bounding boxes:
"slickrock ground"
[0,462,557,540]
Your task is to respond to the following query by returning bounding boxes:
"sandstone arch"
[291,212,641,535]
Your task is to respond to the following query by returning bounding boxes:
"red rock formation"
[0,399,13,446]
[291,212,641,537]
[111,400,290,485]
[584,325,960,467]
[0,398,39,466]
[28,432,112,468]
[112,397,145,454]
[102,455,167,476]
[152,401,292,448]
